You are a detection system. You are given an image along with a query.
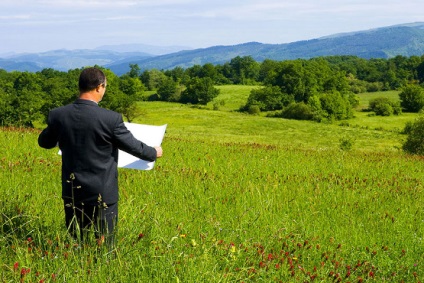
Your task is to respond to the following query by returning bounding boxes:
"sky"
[0,0,423,55]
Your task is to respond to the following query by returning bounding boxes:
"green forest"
[1,54,424,153]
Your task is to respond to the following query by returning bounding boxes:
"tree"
[318,91,354,121]
[10,72,45,127]
[140,69,167,91]
[180,77,219,105]
[0,70,18,126]
[417,60,424,84]
[228,56,260,84]
[402,116,424,155]
[157,76,180,102]
[119,75,144,99]
[399,84,424,112]
[127,64,141,78]
[164,66,187,83]
[39,69,76,121]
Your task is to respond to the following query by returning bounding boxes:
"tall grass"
[1,87,423,282]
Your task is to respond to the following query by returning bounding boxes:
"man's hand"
[155,146,163,158]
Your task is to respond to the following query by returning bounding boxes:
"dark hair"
[79,67,106,92]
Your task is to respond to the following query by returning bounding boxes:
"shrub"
[366,82,384,92]
[339,136,355,151]
[157,77,180,102]
[318,91,354,120]
[368,97,402,116]
[399,84,424,112]
[402,116,424,155]
[247,105,261,115]
[242,85,294,112]
[180,77,219,105]
[279,102,313,120]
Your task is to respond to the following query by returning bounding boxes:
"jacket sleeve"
[113,119,157,162]
[38,112,59,149]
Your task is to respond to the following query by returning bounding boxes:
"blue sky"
[0,0,423,54]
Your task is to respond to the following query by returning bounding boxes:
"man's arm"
[38,113,59,149]
[113,121,160,162]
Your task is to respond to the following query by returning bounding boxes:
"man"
[38,67,162,247]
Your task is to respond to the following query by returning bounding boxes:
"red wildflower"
[97,235,105,246]
[13,262,19,272]
[248,268,256,274]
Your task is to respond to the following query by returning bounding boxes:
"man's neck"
[79,92,100,104]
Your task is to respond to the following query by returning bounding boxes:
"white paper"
[118,123,167,170]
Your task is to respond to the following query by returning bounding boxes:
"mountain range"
[1,22,424,75]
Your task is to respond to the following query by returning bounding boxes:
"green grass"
[134,95,405,152]
[213,85,258,111]
[355,90,401,110]
[1,86,424,282]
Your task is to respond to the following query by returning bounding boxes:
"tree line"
[1,55,424,128]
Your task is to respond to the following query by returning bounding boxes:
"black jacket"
[38,99,157,205]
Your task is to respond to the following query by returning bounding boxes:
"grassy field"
[1,86,423,282]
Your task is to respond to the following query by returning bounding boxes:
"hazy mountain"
[95,43,193,55]
[0,49,153,72]
[106,22,424,75]
[1,22,424,74]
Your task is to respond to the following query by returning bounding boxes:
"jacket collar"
[74,98,99,106]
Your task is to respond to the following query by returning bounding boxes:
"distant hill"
[106,22,424,75]
[94,43,192,55]
[1,22,424,74]
[0,49,153,72]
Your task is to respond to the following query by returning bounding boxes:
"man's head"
[79,67,106,93]
[78,67,107,102]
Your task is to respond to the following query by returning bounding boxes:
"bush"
[157,77,180,102]
[366,82,384,92]
[279,102,313,120]
[402,116,424,155]
[318,91,354,120]
[242,86,294,112]
[399,84,424,112]
[180,77,219,105]
[247,105,261,115]
[339,136,355,151]
[368,97,402,116]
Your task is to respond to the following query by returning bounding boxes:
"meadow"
[1,86,423,282]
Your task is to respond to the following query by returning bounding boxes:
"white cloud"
[0,0,423,53]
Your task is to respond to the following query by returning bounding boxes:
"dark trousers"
[64,201,118,249]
